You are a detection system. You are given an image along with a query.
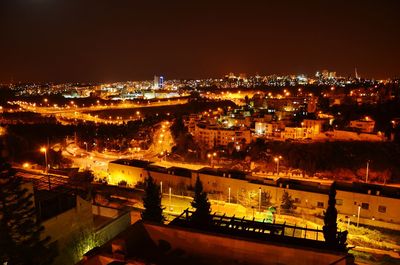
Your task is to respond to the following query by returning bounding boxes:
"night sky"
[1,0,400,83]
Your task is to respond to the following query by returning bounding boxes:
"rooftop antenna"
[355,67,359,79]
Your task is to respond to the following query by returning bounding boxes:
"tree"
[0,160,56,265]
[262,191,272,207]
[190,177,212,227]
[170,117,186,140]
[65,228,104,265]
[280,190,294,212]
[323,182,348,250]
[141,174,164,223]
[323,182,337,246]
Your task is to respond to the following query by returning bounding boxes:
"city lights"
[1,1,399,264]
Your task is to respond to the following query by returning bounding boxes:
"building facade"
[107,159,400,227]
[193,123,251,149]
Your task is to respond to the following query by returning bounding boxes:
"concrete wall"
[144,170,191,192]
[94,207,131,243]
[144,223,353,265]
[193,171,328,213]
[92,204,120,218]
[108,163,144,186]
[336,190,400,223]
[42,196,94,243]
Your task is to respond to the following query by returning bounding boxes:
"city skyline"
[1,0,400,83]
[2,1,400,264]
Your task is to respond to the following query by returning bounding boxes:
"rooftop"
[111,159,152,168]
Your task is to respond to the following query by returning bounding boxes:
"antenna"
[355,67,359,79]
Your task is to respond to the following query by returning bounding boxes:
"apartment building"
[193,122,251,149]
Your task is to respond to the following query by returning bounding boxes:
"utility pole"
[365,160,370,183]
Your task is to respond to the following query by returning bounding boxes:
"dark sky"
[1,0,400,83]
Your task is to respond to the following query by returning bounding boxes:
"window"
[378,205,386,213]
[361,203,369,210]
[317,202,324,208]
[336,199,343,205]
[294,198,301,204]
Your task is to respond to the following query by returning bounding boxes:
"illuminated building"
[255,122,267,135]
[153,75,164,89]
[193,122,251,149]
[350,117,375,133]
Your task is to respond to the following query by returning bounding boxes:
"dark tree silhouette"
[280,190,294,212]
[323,182,338,247]
[190,176,212,227]
[323,182,347,250]
[170,117,186,140]
[141,174,164,223]
[0,160,56,265]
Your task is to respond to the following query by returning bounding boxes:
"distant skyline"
[1,0,400,83]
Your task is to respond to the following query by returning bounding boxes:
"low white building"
[350,118,375,133]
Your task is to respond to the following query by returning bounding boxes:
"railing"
[176,208,347,245]
[17,170,75,193]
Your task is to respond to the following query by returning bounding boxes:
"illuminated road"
[62,120,177,179]
[144,121,174,159]
[15,98,188,125]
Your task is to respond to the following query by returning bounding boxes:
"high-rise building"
[153,75,164,89]
[321,70,329,79]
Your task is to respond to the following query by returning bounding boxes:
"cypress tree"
[0,160,55,265]
[323,181,339,248]
[190,176,212,227]
[141,175,164,223]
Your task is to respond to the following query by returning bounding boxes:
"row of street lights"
[160,180,366,226]
[159,180,264,215]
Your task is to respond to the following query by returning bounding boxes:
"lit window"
[336,199,343,205]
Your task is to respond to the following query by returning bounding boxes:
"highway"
[14,98,188,125]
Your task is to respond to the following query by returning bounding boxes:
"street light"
[357,204,361,227]
[228,187,231,203]
[258,187,262,212]
[274,156,282,175]
[169,187,172,211]
[40,147,48,173]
